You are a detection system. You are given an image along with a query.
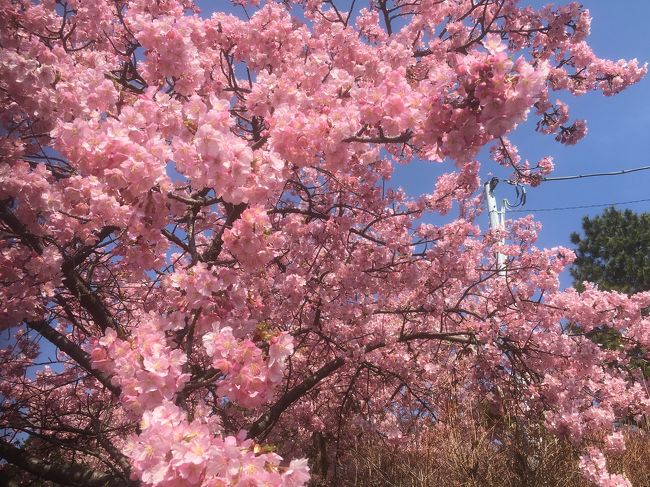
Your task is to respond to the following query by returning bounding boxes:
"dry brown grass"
[310,406,650,486]
[332,430,650,487]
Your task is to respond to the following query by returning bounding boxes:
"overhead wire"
[540,164,650,182]
[508,198,650,213]
[497,164,650,186]
[496,164,650,214]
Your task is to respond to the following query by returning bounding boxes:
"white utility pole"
[484,179,506,276]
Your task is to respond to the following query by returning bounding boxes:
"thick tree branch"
[61,228,124,337]
[61,267,122,335]
[202,202,248,263]
[0,199,43,254]
[343,129,413,144]
[247,331,476,439]
[65,226,119,269]
[27,319,121,396]
[1,205,124,339]
[247,356,346,439]
[0,440,131,487]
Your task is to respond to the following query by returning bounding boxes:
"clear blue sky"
[203,0,650,288]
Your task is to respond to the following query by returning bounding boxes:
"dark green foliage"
[570,207,650,379]
[570,207,650,294]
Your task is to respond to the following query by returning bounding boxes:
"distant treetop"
[571,207,650,294]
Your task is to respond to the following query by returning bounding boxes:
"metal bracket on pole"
[484,178,527,278]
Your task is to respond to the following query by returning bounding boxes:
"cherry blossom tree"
[1,1,648,486]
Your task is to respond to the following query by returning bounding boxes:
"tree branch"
[27,319,121,396]
[61,266,122,336]
[0,440,131,487]
[202,202,248,263]
[247,356,346,439]
[247,331,476,439]
[343,129,413,144]
[0,199,43,254]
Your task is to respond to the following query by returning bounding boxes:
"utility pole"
[484,179,506,276]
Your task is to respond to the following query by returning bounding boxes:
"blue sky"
[197,0,650,289]
[508,0,650,287]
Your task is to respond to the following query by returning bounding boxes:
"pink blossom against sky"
[198,0,650,290]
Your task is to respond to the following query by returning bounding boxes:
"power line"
[509,198,650,213]
[541,164,650,182]
[498,165,650,185]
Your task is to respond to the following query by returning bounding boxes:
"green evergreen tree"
[570,207,650,379]
[570,207,650,294]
